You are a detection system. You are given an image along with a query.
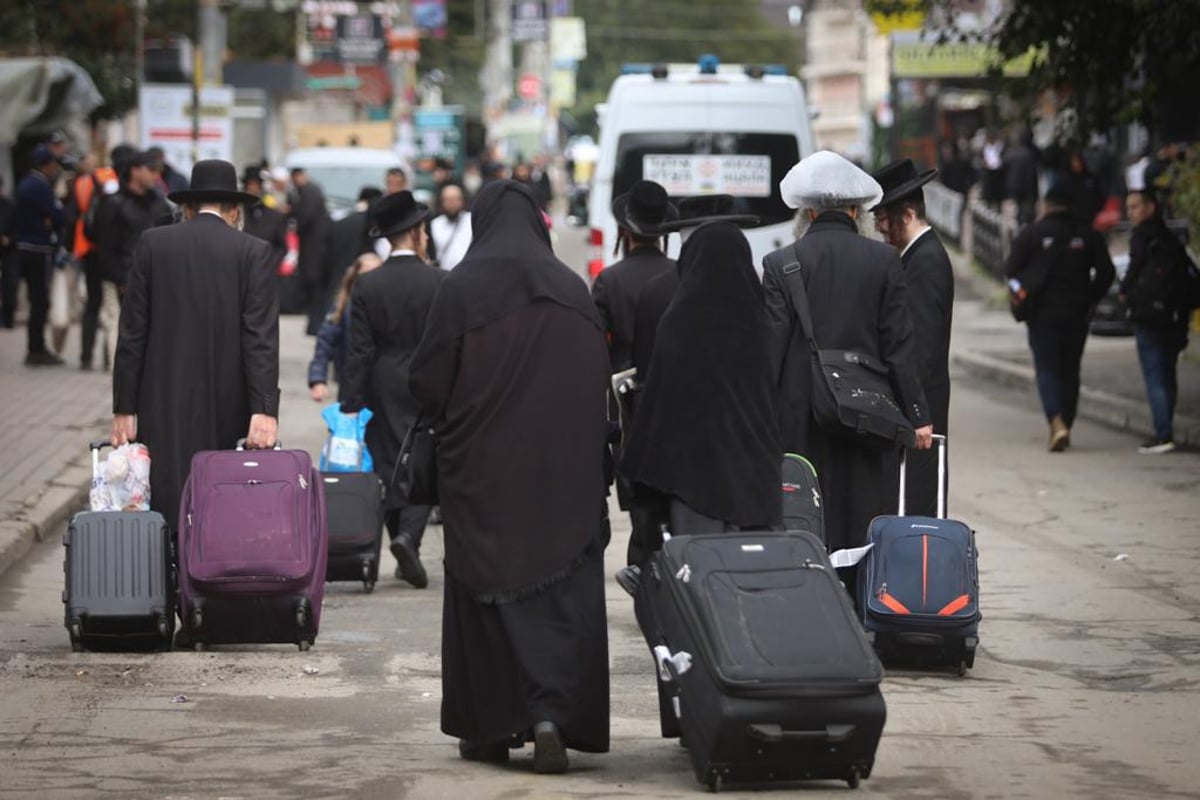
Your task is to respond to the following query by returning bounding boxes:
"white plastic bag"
[89,443,152,511]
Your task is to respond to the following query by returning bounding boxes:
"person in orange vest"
[70,146,126,369]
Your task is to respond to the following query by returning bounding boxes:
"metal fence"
[971,203,1015,278]
[925,181,965,248]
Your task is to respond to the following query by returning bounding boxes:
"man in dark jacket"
[111,160,279,531]
[339,191,444,588]
[590,181,677,573]
[327,186,383,285]
[241,166,288,266]
[764,151,932,569]
[1120,189,1195,454]
[11,146,66,365]
[1005,131,1040,227]
[872,159,955,517]
[289,168,333,335]
[1005,183,1115,451]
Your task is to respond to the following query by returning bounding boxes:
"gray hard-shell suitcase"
[636,531,886,791]
[63,444,174,651]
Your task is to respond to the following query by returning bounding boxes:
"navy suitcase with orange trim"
[858,436,979,674]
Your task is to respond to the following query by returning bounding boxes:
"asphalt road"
[2,228,1199,799]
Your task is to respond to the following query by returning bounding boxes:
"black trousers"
[18,249,51,354]
[1027,320,1089,427]
[0,251,18,327]
[80,254,103,364]
[386,503,432,550]
[625,507,668,566]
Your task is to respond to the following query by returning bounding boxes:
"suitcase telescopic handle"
[899,433,947,518]
[236,438,283,451]
[747,723,857,745]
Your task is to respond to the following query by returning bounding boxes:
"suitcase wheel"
[156,615,170,639]
[193,641,207,652]
[298,640,311,652]
[295,599,311,629]
[363,580,375,593]
[362,561,375,593]
[846,766,861,789]
[68,618,84,652]
[707,773,723,793]
[190,606,204,631]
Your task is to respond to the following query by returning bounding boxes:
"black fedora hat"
[611,180,679,237]
[872,159,938,209]
[241,164,266,187]
[169,159,261,206]
[658,194,759,233]
[368,190,430,238]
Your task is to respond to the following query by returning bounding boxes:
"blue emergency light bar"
[619,58,789,79]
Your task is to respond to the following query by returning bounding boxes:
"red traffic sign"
[517,73,542,100]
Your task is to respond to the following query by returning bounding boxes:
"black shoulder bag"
[393,414,439,506]
[781,254,915,449]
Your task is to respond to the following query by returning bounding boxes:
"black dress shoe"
[25,351,64,367]
[532,721,568,774]
[615,564,641,597]
[390,534,428,588]
[458,739,509,764]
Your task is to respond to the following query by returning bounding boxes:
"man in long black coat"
[241,166,288,268]
[289,168,333,334]
[339,191,444,588]
[327,186,382,287]
[111,160,279,531]
[590,180,676,568]
[871,160,955,517]
[764,152,932,569]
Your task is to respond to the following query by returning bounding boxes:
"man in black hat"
[288,167,333,335]
[241,166,288,268]
[590,180,678,573]
[1004,182,1114,452]
[111,159,281,532]
[339,190,444,588]
[871,159,955,517]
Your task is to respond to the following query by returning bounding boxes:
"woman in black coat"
[340,192,444,588]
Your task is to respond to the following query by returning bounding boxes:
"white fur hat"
[779,150,883,210]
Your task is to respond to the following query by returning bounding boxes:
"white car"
[284,147,410,220]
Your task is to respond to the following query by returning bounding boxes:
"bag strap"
[781,242,819,354]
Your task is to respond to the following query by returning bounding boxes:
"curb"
[0,452,91,582]
[953,348,1200,446]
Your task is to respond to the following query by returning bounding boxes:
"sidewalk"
[948,246,1200,447]
[0,324,111,580]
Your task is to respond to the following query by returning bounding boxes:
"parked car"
[1090,253,1132,336]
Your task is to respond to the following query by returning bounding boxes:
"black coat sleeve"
[1004,227,1035,281]
[878,255,930,427]
[409,338,462,421]
[338,285,375,414]
[1121,229,1147,297]
[240,239,281,416]
[112,237,152,414]
[1088,231,1116,307]
[905,246,954,381]
[761,253,796,386]
[590,269,615,347]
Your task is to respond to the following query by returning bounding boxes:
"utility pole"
[480,0,513,148]
[192,0,226,164]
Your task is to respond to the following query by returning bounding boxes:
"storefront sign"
[891,31,1037,79]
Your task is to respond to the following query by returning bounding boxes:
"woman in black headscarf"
[409,180,611,773]
[621,222,782,536]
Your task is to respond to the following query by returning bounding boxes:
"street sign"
[138,84,234,176]
[517,73,542,100]
[414,106,466,174]
[512,0,548,42]
[550,17,586,61]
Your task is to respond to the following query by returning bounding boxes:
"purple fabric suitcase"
[177,447,328,651]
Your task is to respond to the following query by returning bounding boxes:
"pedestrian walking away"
[309,252,383,403]
[289,167,333,335]
[1004,182,1115,451]
[338,191,444,588]
[620,221,782,542]
[409,179,611,773]
[590,179,678,569]
[10,145,66,365]
[872,159,955,517]
[241,166,289,269]
[764,151,932,596]
[111,159,280,532]
[1120,188,1197,454]
[327,186,383,285]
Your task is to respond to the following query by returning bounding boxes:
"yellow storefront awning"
[891,31,1039,79]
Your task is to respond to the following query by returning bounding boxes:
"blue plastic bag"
[320,404,374,472]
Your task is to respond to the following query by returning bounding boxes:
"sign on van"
[643,154,771,198]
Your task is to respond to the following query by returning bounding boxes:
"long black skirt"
[440,546,610,753]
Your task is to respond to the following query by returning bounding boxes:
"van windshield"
[613,132,799,227]
[296,166,393,216]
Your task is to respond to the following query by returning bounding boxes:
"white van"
[586,56,815,277]
[284,147,407,219]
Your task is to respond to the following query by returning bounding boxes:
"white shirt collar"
[900,224,932,259]
[389,249,417,258]
[198,209,225,219]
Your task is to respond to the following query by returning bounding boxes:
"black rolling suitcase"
[636,531,885,792]
[63,443,174,652]
[321,472,385,592]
